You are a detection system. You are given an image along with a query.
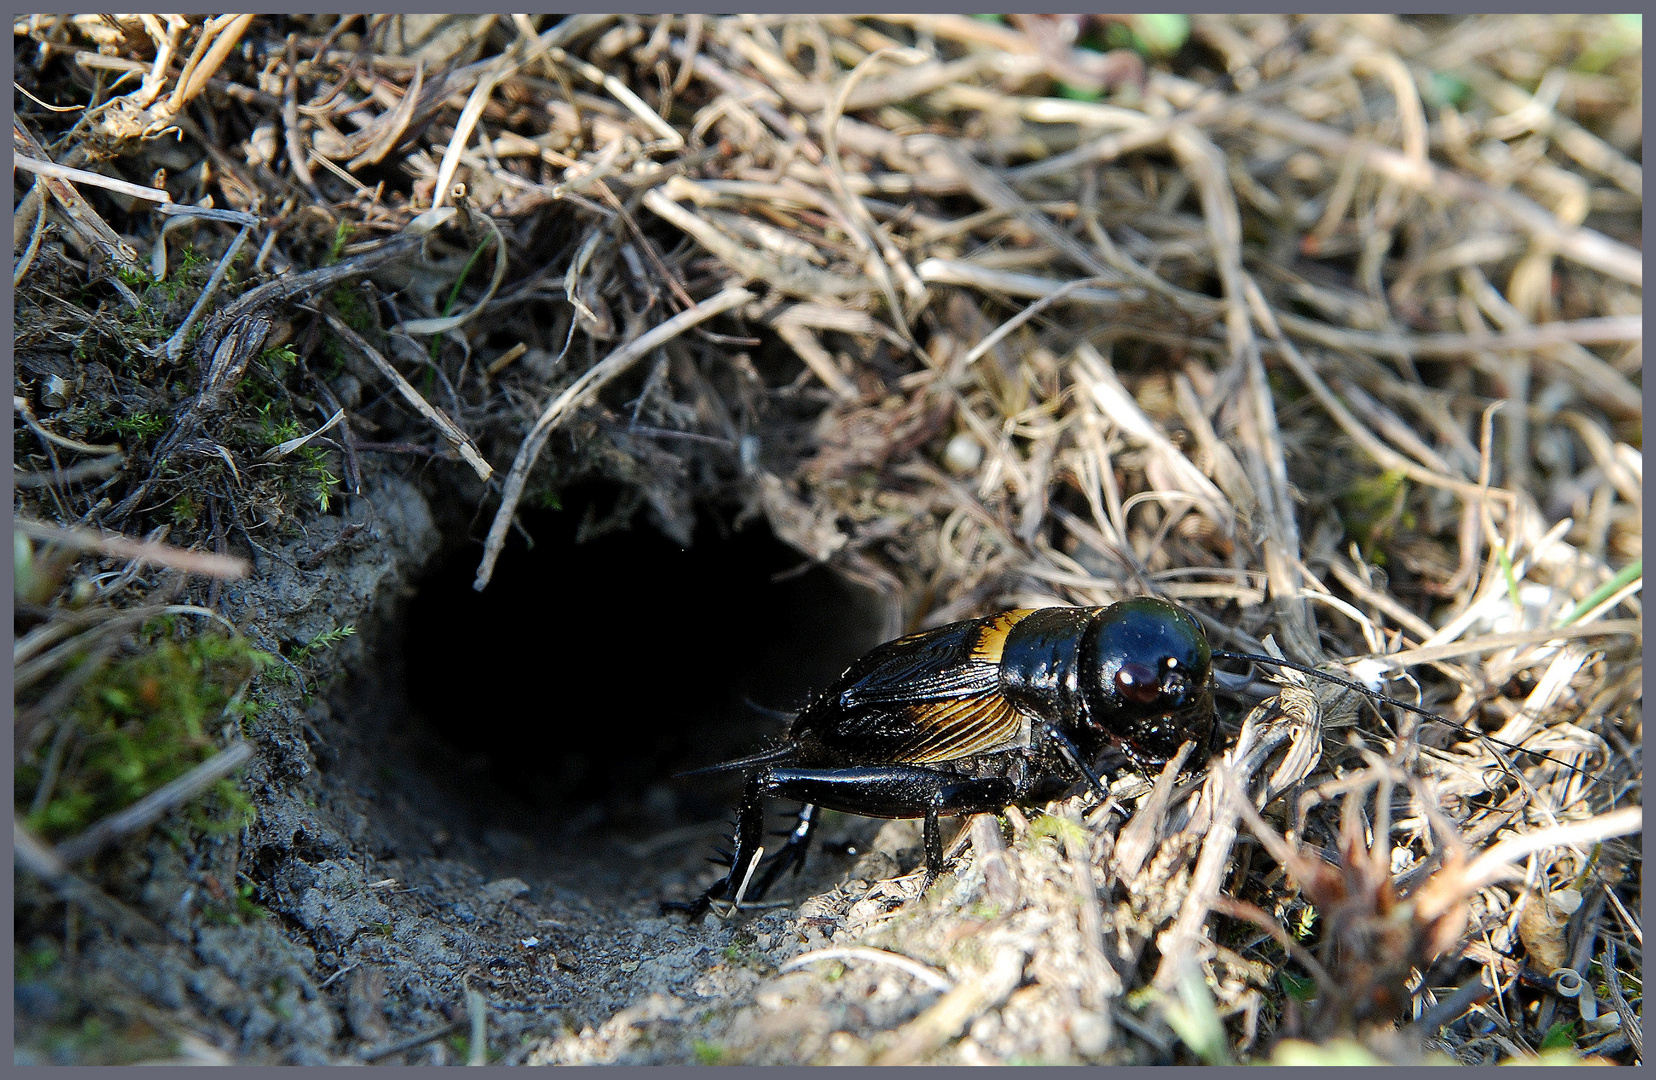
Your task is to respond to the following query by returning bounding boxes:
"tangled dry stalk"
[13,14,1642,1065]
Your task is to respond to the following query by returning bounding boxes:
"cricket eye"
[1115,662,1162,705]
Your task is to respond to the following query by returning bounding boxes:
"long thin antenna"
[1213,650,1607,789]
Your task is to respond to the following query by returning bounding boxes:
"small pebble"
[943,432,983,474]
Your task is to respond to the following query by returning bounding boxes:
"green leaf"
[1571,14,1641,73]
[1161,962,1231,1065]
[1539,1019,1578,1051]
[1425,71,1472,109]
[1557,558,1641,627]
[1129,14,1189,57]
[1497,542,1521,610]
[1278,971,1317,1002]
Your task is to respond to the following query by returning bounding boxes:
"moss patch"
[17,625,270,844]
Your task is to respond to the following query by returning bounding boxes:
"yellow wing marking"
[896,691,1026,764]
[969,609,1038,666]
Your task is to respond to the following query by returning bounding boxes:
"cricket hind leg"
[751,801,819,900]
[666,767,1017,917]
[762,766,1017,896]
[662,774,767,918]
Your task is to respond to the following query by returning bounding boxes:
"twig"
[1455,807,1642,896]
[961,275,1124,368]
[1409,973,1496,1035]
[466,981,488,1066]
[1114,742,1197,880]
[322,314,493,482]
[434,54,512,210]
[317,962,359,991]
[15,518,249,579]
[359,1020,464,1062]
[12,155,173,205]
[54,741,255,863]
[1152,684,1324,992]
[170,13,256,111]
[1359,620,1641,668]
[911,134,1115,280]
[164,222,252,361]
[1073,344,1232,529]
[12,121,140,269]
[12,180,47,284]
[772,320,860,401]
[822,48,923,325]
[13,822,170,943]
[1602,941,1642,1059]
[644,187,869,297]
[13,454,126,489]
[544,45,683,148]
[780,947,954,992]
[915,258,1126,304]
[873,944,1027,1065]
[473,286,753,590]
[1240,106,1642,286]
[156,202,261,226]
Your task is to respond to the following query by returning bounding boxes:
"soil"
[23,461,944,1065]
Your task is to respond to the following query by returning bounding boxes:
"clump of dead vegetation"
[14,14,1641,1066]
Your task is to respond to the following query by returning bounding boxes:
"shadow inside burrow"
[319,483,893,903]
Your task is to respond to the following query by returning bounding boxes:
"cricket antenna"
[1212,650,1609,790]
[740,695,799,722]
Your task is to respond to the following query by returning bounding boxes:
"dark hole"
[394,484,888,847]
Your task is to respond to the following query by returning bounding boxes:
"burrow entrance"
[340,482,890,901]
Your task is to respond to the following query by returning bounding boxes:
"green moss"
[261,343,298,370]
[16,938,61,982]
[321,283,376,374]
[1091,13,1189,59]
[329,283,374,333]
[251,401,343,513]
[1290,904,1318,941]
[327,219,354,264]
[298,445,342,511]
[1338,468,1412,557]
[30,1014,176,1066]
[200,878,269,926]
[17,628,271,844]
[111,412,166,439]
[169,492,200,528]
[721,941,763,967]
[264,623,357,676]
[1277,971,1316,1002]
[1026,811,1087,849]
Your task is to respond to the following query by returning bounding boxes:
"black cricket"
[670,596,1601,918]
[672,598,1216,917]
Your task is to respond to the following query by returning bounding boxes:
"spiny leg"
[670,767,1019,918]
[921,807,942,892]
[752,802,818,901]
[762,766,1018,899]
[663,774,767,918]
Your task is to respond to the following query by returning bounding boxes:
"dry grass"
[13,14,1641,1065]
